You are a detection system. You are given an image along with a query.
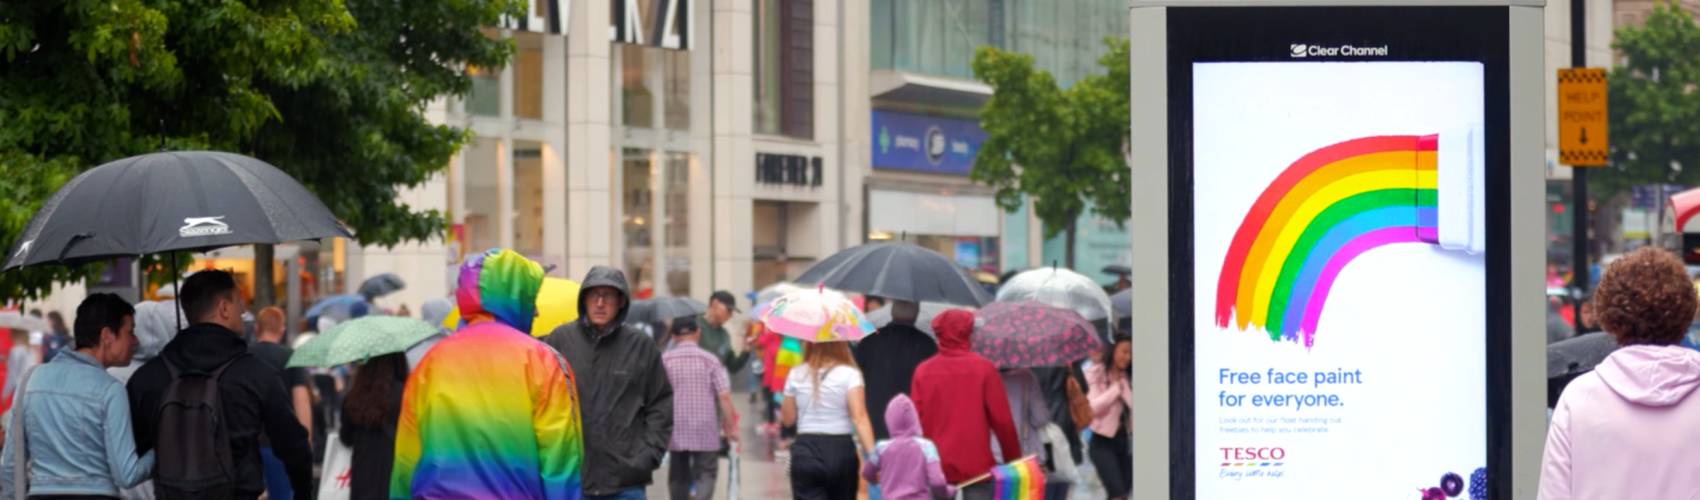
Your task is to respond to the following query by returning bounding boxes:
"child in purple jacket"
[862,394,955,500]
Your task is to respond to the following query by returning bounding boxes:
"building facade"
[355,0,868,312]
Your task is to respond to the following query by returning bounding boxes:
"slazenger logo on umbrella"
[179,216,233,238]
[13,240,32,260]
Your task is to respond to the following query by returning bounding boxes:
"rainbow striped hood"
[456,248,545,333]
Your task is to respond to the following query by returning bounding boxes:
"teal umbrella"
[287,331,335,368]
[289,316,439,367]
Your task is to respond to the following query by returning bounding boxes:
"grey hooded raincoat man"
[543,266,674,496]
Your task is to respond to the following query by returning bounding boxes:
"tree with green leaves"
[1601,1,1700,214]
[0,0,522,304]
[970,38,1130,268]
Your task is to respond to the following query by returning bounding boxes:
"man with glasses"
[545,266,674,500]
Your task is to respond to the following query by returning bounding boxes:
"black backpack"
[154,355,244,499]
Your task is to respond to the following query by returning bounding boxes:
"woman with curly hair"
[1540,247,1700,500]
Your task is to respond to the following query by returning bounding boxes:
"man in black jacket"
[544,266,672,499]
[126,270,313,499]
[852,300,937,440]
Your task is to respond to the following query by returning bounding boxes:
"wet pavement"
[645,372,1112,499]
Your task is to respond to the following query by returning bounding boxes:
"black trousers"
[1090,426,1132,498]
[790,434,858,500]
[669,450,720,500]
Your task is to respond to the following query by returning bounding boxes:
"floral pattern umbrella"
[759,287,875,343]
[973,300,1102,368]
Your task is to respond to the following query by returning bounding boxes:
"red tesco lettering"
[1219,447,1286,461]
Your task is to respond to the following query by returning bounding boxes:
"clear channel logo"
[1289,43,1389,58]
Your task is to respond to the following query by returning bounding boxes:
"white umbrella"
[0,312,48,332]
[996,267,1115,321]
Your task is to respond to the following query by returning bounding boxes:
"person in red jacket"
[908,309,1021,499]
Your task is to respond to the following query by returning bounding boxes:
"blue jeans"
[260,445,293,500]
[586,488,646,500]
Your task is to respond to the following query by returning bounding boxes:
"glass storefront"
[513,141,545,258]
[870,0,1126,86]
[461,138,501,253]
[665,152,692,297]
[622,148,655,299]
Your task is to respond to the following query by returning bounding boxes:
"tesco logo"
[1220,447,1287,461]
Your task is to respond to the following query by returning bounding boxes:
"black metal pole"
[1572,0,1589,337]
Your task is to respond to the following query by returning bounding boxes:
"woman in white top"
[781,341,876,500]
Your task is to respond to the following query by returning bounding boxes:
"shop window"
[462,139,502,253]
[622,45,655,129]
[665,50,691,131]
[513,142,545,257]
[755,0,812,138]
[466,66,500,117]
[665,152,692,297]
[513,33,545,120]
[623,149,656,298]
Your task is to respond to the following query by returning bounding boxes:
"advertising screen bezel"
[1164,6,1513,499]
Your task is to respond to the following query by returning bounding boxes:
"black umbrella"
[628,297,708,325]
[359,273,407,300]
[1547,332,1619,408]
[794,242,992,307]
[5,151,350,270]
[1101,264,1132,277]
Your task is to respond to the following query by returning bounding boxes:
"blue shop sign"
[872,110,986,176]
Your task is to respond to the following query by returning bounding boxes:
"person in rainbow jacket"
[390,248,584,499]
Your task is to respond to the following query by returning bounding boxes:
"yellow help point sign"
[1558,68,1608,166]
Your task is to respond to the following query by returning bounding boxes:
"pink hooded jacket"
[862,395,954,500]
[1540,345,1700,500]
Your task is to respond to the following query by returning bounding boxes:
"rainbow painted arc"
[1214,135,1442,347]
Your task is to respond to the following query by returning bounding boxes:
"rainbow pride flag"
[776,336,804,367]
[989,456,1045,500]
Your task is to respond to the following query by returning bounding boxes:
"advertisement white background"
[1192,62,1488,498]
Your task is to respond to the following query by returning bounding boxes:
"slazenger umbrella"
[4,151,351,270]
[793,242,992,307]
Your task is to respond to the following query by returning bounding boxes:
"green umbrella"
[320,316,441,367]
[287,331,336,368]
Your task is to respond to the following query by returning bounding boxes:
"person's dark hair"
[343,353,407,428]
[670,315,700,336]
[46,311,67,335]
[1104,332,1132,376]
[1594,247,1697,346]
[179,270,239,322]
[74,294,135,350]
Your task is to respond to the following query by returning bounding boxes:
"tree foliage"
[0,0,521,301]
[1601,1,1700,199]
[970,38,1130,265]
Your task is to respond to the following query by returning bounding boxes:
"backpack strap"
[10,364,40,500]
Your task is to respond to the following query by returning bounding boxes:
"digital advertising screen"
[1165,7,1512,499]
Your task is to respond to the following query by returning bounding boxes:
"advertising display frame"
[1128,2,1547,499]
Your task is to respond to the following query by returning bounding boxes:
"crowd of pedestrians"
[0,247,1133,500]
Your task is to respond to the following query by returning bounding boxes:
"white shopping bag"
[726,448,740,500]
[317,432,354,500]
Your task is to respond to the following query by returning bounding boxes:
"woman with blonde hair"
[781,341,876,500]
